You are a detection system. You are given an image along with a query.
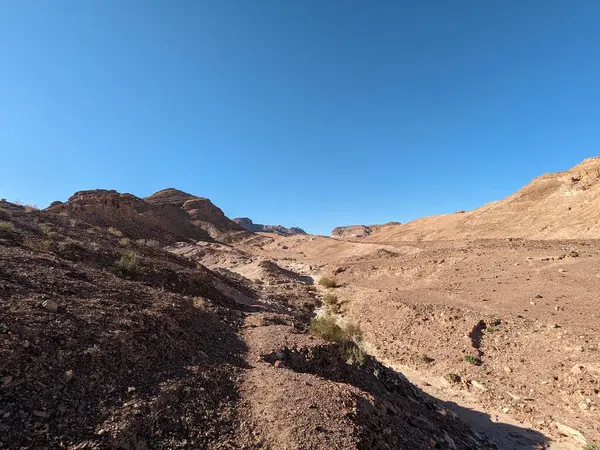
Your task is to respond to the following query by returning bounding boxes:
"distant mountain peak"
[233,217,307,236]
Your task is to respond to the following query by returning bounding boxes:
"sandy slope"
[333,158,600,241]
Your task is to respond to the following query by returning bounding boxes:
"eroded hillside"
[333,158,600,241]
[0,196,499,449]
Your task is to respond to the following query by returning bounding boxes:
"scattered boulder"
[42,300,59,312]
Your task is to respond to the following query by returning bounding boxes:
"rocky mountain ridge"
[233,217,307,236]
[332,158,600,241]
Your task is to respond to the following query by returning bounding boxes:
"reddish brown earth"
[333,158,600,242]
[255,235,599,448]
[3,159,599,449]
[0,197,499,449]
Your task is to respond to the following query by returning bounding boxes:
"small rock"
[1,375,13,386]
[471,381,487,391]
[503,366,513,374]
[558,268,566,273]
[65,338,78,349]
[42,300,59,312]
[33,410,50,419]
[127,387,136,393]
[555,422,587,444]
[274,360,282,368]
[502,407,510,413]
[64,370,74,382]
[571,364,583,375]
[507,392,522,401]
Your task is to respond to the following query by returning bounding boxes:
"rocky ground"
[0,199,499,449]
[250,234,600,449]
[3,160,600,449]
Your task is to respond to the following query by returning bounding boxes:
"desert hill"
[233,217,307,236]
[333,158,600,241]
[0,197,496,449]
[3,163,599,448]
[46,188,249,244]
[145,188,248,240]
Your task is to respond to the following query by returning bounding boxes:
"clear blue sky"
[1,1,599,235]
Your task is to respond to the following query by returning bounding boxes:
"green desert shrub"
[136,238,160,248]
[58,239,85,253]
[0,221,14,232]
[464,355,483,366]
[309,315,365,365]
[108,227,124,237]
[310,315,346,342]
[322,293,340,312]
[39,223,57,238]
[117,251,141,275]
[445,373,461,383]
[319,276,339,288]
[24,238,52,252]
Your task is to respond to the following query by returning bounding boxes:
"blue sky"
[1,1,599,235]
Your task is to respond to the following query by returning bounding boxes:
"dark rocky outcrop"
[233,217,307,236]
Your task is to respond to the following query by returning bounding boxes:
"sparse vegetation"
[119,237,131,247]
[322,293,340,312]
[319,276,339,288]
[309,315,365,365]
[486,326,498,333]
[58,239,85,253]
[24,205,38,213]
[310,315,346,341]
[323,293,338,306]
[117,251,141,275]
[192,297,208,308]
[583,444,600,450]
[136,238,160,248]
[0,221,15,232]
[0,209,11,220]
[39,223,57,238]
[445,373,461,383]
[24,238,52,252]
[108,227,124,237]
[464,355,483,366]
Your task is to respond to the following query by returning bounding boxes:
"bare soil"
[1,199,505,449]
[250,234,600,448]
